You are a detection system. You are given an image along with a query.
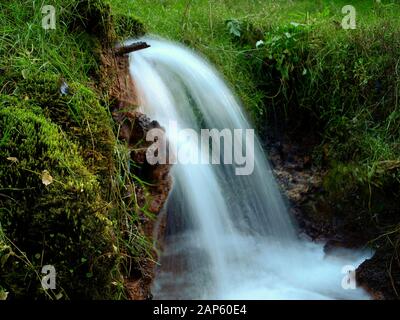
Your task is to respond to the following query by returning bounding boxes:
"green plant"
[226,19,242,38]
[262,22,311,82]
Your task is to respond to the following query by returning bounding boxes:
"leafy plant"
[262,22,311,82]
[226,19,242,38]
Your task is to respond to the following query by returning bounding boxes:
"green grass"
[0,1,98,83]
[108,0,400,117]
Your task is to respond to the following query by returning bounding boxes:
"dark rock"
[357,247,400,300]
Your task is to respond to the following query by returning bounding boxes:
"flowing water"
[127,37,372,299]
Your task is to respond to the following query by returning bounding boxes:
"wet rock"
[357,248,400,300]
[268,134,376,247]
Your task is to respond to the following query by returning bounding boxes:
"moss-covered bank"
[0,0,161,299]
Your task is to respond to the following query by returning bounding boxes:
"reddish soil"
[100,45,171,300]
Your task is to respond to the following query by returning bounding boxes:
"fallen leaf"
[0,290,8,300]
[6,157,18,163]
[41,170,53,186]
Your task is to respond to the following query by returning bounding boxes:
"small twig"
[115,42,151,56]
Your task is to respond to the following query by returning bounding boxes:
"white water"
[128,37,372,300]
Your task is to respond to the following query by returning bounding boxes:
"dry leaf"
[0,290,8,300]
[6,157,18,163]
[41,170,53,186]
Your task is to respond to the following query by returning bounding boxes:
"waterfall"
[127,37,371,299]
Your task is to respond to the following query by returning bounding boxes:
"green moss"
[0,69,153,299]
[2,69,116,186]
[0,100,116,299]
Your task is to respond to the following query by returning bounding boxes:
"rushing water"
[128,37,372,299]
